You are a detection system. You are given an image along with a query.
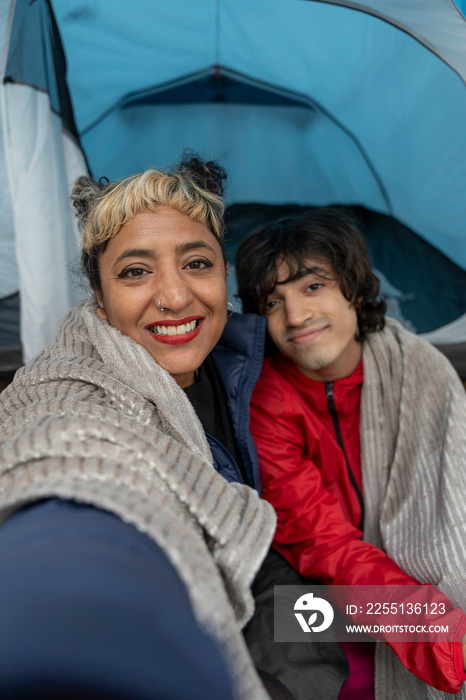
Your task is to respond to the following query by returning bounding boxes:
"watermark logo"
[274,584,454,643]
[294,592,334,633]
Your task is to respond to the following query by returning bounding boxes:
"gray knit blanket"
[361,319,466,699]
[0,298,276,700]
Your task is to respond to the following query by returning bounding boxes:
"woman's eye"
[118,268,147,279]
[307,283,323,292]
[265,300,278,312]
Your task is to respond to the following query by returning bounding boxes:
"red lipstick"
[145,317,204,345]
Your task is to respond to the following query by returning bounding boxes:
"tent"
[1,0,466,376]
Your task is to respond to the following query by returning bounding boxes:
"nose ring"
[158,299,166,312]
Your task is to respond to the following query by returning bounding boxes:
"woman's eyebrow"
[112,248,155,267]
[112,241,217,270]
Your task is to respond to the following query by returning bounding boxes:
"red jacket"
[250,352,466,693]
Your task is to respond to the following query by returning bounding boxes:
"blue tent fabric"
[1,0,466,361]
[4,0,79,140]
[0,292,21,378]
[0,293,20,347]
[52,0,466,270]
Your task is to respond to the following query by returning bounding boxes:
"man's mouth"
[288,324,328,344]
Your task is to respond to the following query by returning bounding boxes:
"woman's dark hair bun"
[177,149,227,197]
[71,176,109,230]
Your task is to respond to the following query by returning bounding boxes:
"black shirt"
[184,354,247,482]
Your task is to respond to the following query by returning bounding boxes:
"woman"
[0,155,278,699]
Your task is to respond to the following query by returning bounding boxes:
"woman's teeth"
[151,320,198,336]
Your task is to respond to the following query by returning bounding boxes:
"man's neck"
[293,344,363,383]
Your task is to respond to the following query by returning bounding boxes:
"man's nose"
[284,296,314,327]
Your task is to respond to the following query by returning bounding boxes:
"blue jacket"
[210,312,266,492]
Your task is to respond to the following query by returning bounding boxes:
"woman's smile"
[95,208,228,387]
[145,316,205,344]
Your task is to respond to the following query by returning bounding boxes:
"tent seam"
[305,0,466,88]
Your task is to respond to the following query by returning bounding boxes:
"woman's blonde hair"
[72,153,227,290]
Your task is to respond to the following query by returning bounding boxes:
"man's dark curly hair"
[235,208,386,342]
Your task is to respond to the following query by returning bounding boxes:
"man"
[235,209,466,700]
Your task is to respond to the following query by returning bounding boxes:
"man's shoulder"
[364,319,463,390]
[377,319,438,350]
[371,319,456,364]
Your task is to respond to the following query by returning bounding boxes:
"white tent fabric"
[1,0,88,362]
[421,311,466,344]
[1,86,87,360]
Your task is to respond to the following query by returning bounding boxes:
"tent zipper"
[325,381,364,531]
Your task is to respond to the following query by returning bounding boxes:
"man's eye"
[118,268,147,279]
[185,259,212,270]
[265,300,278,311]
[307,283,322,292]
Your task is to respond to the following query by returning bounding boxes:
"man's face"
[264,258,362,382]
